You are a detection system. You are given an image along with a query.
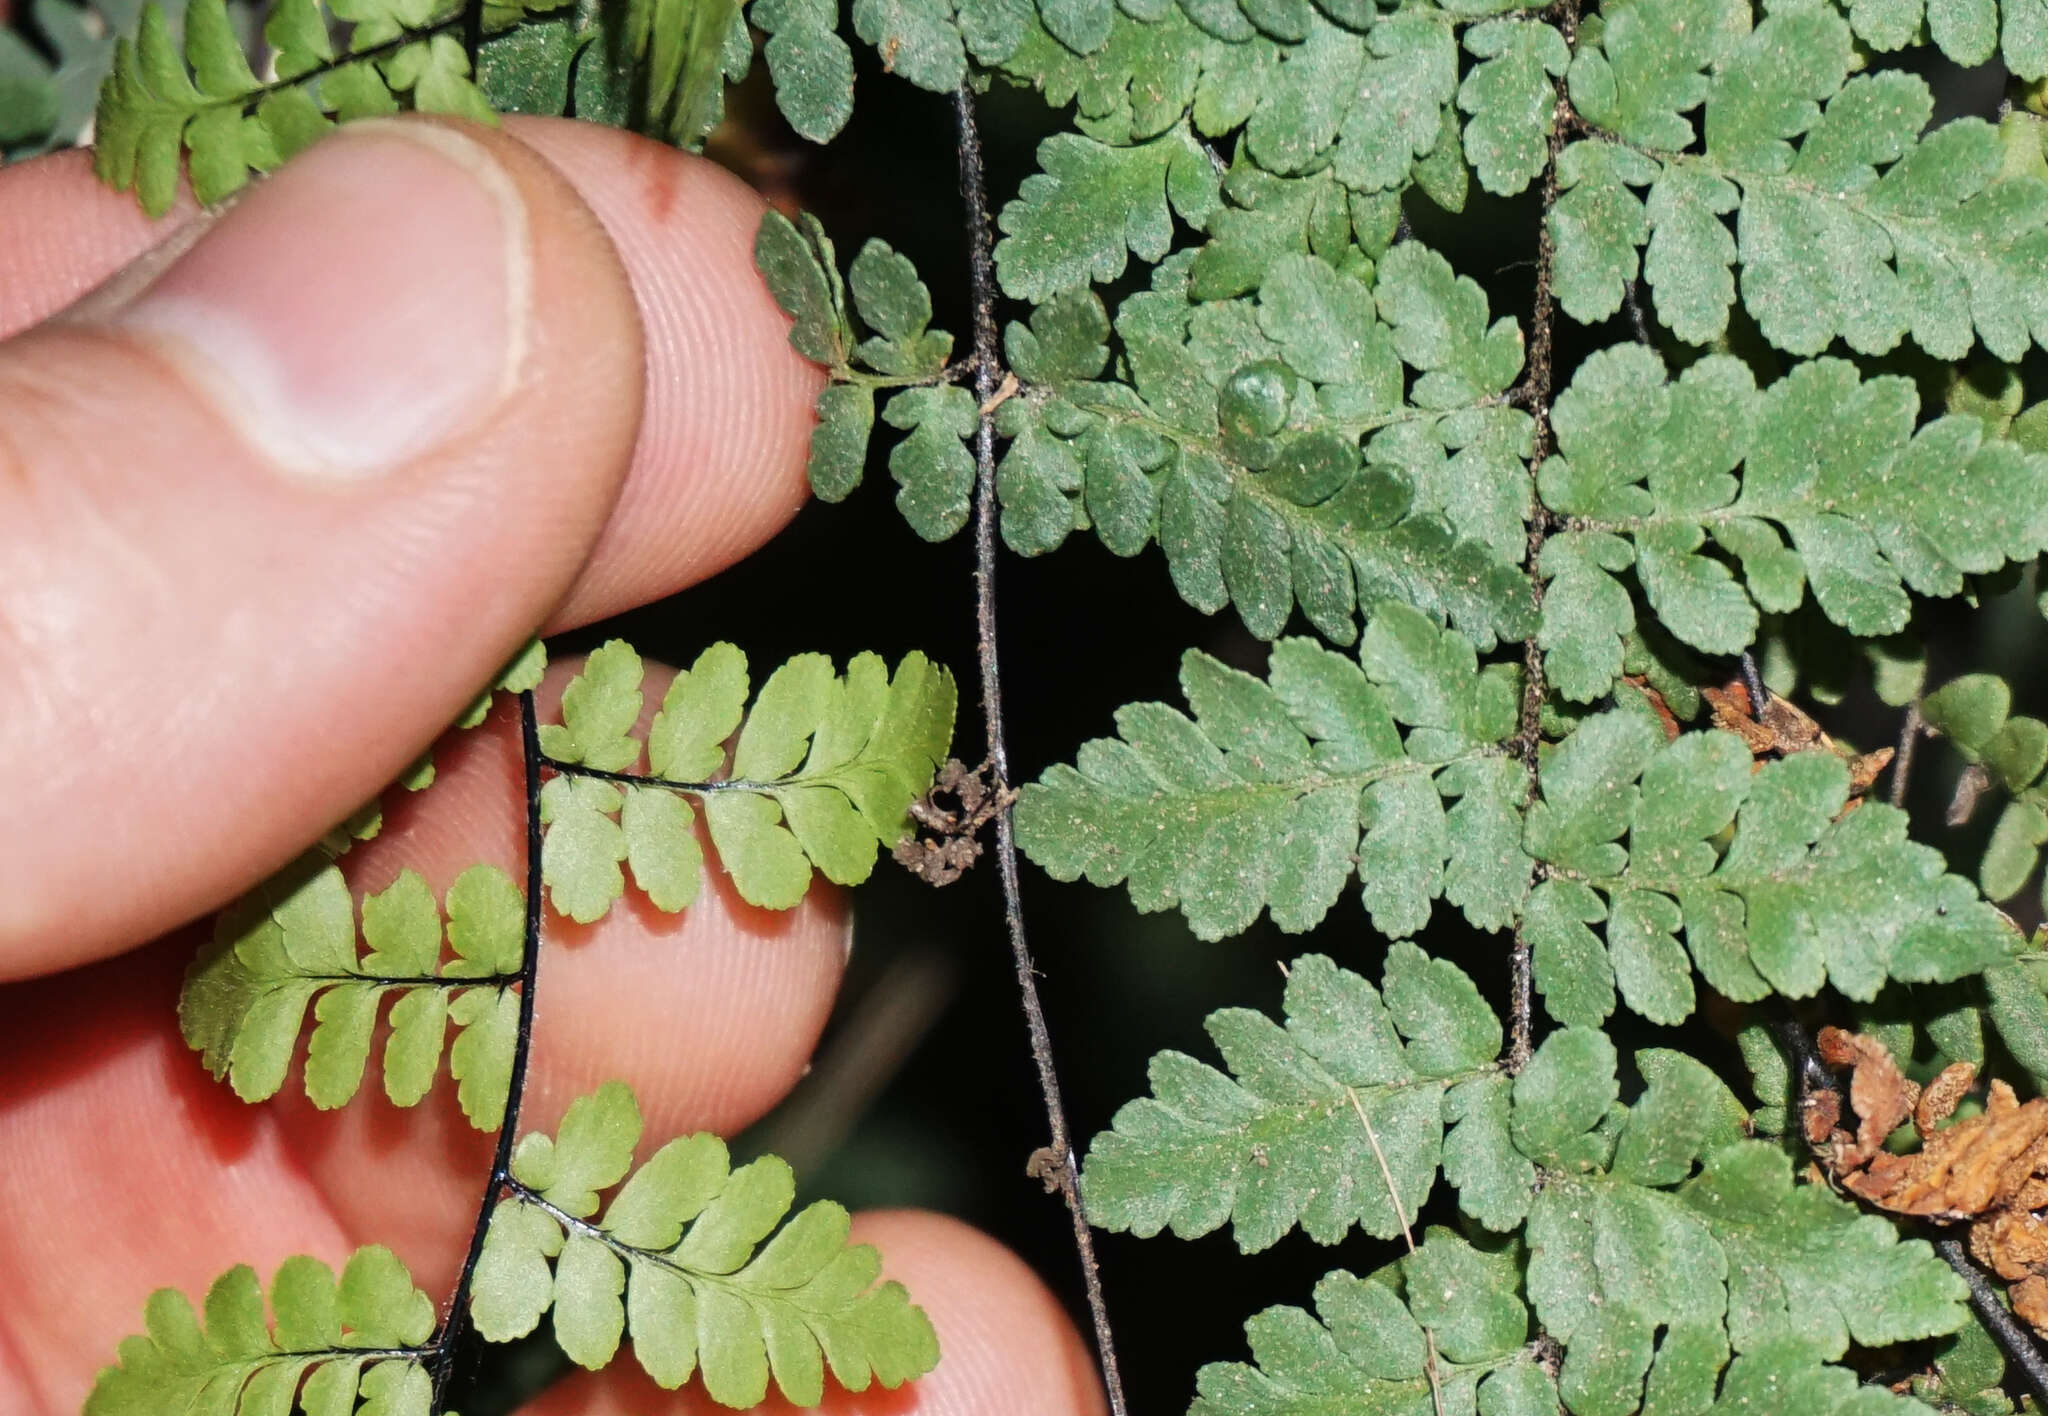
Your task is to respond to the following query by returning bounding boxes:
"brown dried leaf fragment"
[1701,679,1893,798]
[1703,680,1779,756]
[892,758,1015,887]
[1918,1062,1978,1135]
[1802,1087,1842,1148]
[1816,1028,2048,1339]
[1624,675,1681,742]
[1817,1025,1918,1167]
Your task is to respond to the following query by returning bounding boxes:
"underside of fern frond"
[471,1082,939,1405]
[178,639,953,1132]
[86,1084,941,1414]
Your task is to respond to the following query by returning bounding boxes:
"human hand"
[0,116,1104,1416]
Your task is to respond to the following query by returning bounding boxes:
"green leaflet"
[92,0,540,215]
[1524,709,2016,1025]
[994,123,1222,302]
[180,859,525,1129]
[471,1082,940,1406]
[751,0,855,141]
[87,1247,437,1416]
[1080,948,1504,1252]
[1923,672,2048,909]
[1556,4,2048,359]
[537,641,956,918]
[990,246,1534,647]
[620,0,749,148]
[1189,1240,1554,1416]
[1537,345,2048,699]
[1519,1032,1961,1416]
[755,211,959,523]
[1016,602,1525,941]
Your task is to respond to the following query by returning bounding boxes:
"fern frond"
[92,0,551,215]
[1556,5,2048,358]
[1536,346,2048,702]
[618,0,749,148]
[1527,704,2016,1024]
[1017,601,1522,940]
[1521,1030,1964,1414]
[87,1247,437,1416]
[535,640,957,919]
[470,1082,941,1407]
[1026,256,1527,643]
[1190,1237,1554,1416]
[756,213,961,525]
[1014,244,1531,644]
[1080,948,1503,1252]
[181,860,525,1128]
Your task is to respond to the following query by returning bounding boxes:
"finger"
[261,657,852,1270]
[0,149,193,336]
[0,663,854,1410]
[501,118,823,629]
[521,1211,1107,1416]
[0,122,819,624]
[0,116,822,979]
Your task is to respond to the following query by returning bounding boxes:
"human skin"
[0,116,1104,1416]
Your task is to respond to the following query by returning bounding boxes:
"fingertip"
[850,1210,1109,1416]
[0,148,195,337]
[504,118,826,629]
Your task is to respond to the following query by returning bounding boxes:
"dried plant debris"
[893,758,1015,886]
[1815,1026,2048,1335]
[1703,678,1894,795]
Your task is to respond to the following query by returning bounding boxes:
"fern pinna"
[67,0,2048,1410]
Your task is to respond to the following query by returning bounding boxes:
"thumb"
[0,119,644,977]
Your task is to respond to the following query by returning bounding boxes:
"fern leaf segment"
[470,1082,941,1407]
[181,859,525,1129]
[85,1247,438,1416]
[535,640,957,918]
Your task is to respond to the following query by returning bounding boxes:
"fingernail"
[104,121,530,478]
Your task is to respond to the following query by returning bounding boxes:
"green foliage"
[73,0,2048,1407]
[87,1247,437,1416]
[1081,949,1503,1251]
[1526,708,2016,1024]
[1924,671,2048,908]
[1553,3,2048,359]
[1171,1025,1966,1415]
[1538,347,2048,700]
[1189,1237,1556,1416]
[91,0,533,214]
[180,858,526,1128]
[1017,602,1523,940]
[534,639,956,918]
[755,212,965,531]
[472,1082,941,1407]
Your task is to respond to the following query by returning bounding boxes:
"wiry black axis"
[428,689,547,1405]
[951,81,1132,1416]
